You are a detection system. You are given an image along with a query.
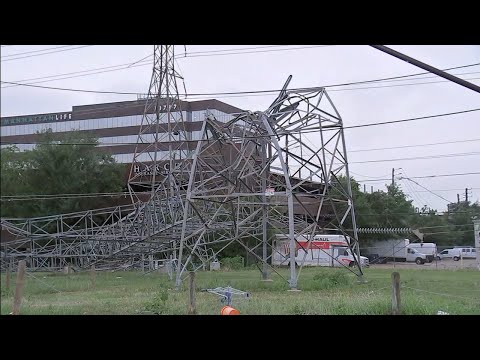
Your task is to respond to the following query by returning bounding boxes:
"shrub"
[220,256,244,271]
[144,289,169,314]
[313,269,350,289]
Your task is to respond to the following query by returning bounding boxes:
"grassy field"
[1,267,479,315]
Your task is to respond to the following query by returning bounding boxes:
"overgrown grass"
[1,267,478,315]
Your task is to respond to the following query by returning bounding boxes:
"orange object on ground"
[221,306,240,315]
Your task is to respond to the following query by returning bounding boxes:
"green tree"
[1,130,127,218]
[445,201,480,247]
[0,145,34,217]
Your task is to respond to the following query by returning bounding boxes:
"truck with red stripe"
[272,234,369,268]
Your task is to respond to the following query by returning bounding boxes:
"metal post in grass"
[13,260,26,315]
[391,272,401,315]
[474,220,480,271]
[188,271,197,315]
[91,265,96,288]
[6,262,11,292]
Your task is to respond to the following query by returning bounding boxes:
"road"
[369,258,478,270]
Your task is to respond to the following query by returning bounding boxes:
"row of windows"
[97,132,198,146]
[1,110,236,137]
[1,124,242,154]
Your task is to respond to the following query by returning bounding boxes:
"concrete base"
[287,289,302,292]
[261,279,273,282]
[357,276,369,284]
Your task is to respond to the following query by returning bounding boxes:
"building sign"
[265,187,275,196]
[132,162,183,176]
[1,112,72,126]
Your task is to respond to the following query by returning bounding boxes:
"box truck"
[272,234,369,268]
[363,239,428,265]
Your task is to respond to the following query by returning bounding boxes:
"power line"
[2,61,478,94]
[1,45,75,58]
[398,172,434,210]
[354,70,480,84]
[4,142,480,168]
[178,45,322,56]
[342,108,480,130]
[0,80,142,95]
[349,138,480,153]
[1,46,93,62]
[1,60,152,88]
[177,45,335,59]
[349,171,392,179]
[2,61,479,96]
[355,172,480,183]
[0,46,327,88]
[349,152,480,165]
[410,188,480,193]
[176,76,480,99]
[401,176,451,203]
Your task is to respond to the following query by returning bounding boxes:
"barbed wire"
[401,285,480,303]
[24,271,62,293]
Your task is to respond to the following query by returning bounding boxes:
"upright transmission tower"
[127,45,190,203]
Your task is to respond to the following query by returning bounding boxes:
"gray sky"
[1,45,479,212]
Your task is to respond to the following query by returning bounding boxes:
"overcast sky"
[1,45,479,212]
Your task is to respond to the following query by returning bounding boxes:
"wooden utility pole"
[188,272,197,315]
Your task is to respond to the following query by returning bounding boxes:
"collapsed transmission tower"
[1,45,363,289]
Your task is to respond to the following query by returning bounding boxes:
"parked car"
[437,248,462,261]
[408,242,437,263]
[453,246,477,259]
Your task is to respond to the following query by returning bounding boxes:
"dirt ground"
[369,258,479,270]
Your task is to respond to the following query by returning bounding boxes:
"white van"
[436,248,462,261]
[407,243,437,263]
[453,247,477,259]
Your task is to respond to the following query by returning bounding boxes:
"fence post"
[188,271,197,315]
[391,272,401,315]
[13,260,27,315]
[6,262,11,292]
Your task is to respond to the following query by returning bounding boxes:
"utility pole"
[370,46,480,94]
[392,168,395,187]
[457,194,460,203]
[465,188,469,203]
[364,184,366,193]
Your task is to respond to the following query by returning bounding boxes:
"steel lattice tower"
[1,46,364,290]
